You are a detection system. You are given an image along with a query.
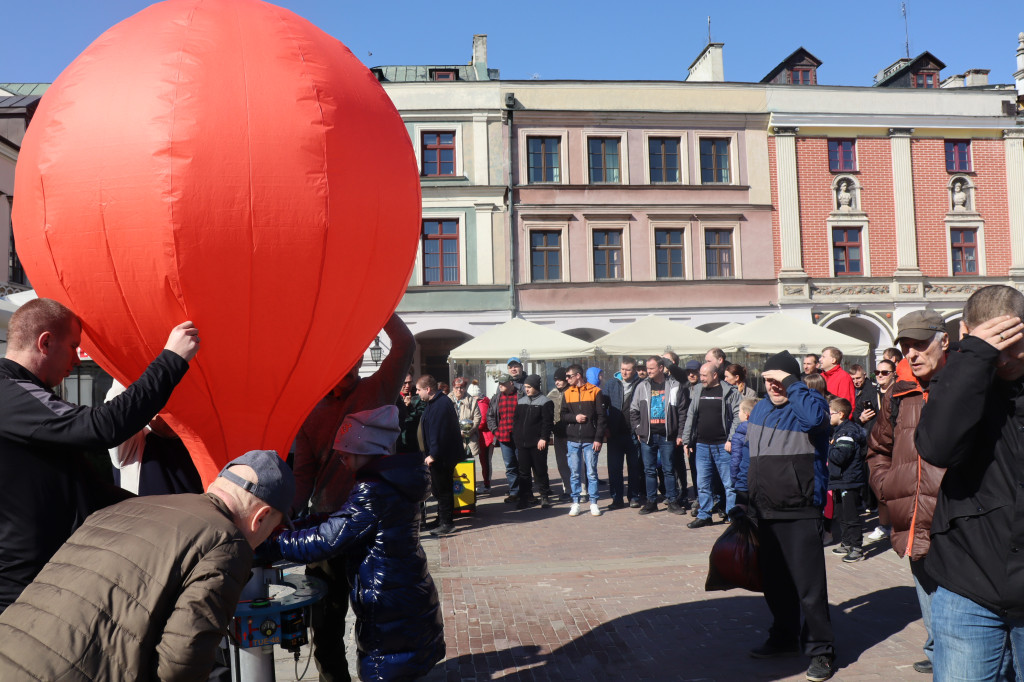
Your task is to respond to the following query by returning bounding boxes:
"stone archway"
[413,329,472,384]
[823,314,891,363]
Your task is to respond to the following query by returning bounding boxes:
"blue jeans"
[640,433,677,502]
[696,442,735,519]
[910,558,937,662]
[933,586,1022,681]
[499,441,519,496]
[566,441,598,502]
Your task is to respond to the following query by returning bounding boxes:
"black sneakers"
[687,517,714,529]
[666,501,686,515]
[638,501,657,515]
[842,547,865,562]
[429,523,455,536]
[806,655,836,681]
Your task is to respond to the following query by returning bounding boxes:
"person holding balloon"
[0,298,199,614]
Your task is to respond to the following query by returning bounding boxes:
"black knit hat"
[763,350,801,377]
[524,374,542,391]
[553,367,567,382]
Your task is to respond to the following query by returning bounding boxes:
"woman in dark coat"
[275,406,444,681]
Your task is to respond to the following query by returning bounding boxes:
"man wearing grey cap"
[866,309,949,675]
[0,449,294,681]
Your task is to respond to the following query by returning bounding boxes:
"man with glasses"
[561,364,606,517]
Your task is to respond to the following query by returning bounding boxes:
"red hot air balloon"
[13,0,421,485]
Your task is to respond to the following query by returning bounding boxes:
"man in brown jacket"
[866,310,949,675]
[0,450,293,681]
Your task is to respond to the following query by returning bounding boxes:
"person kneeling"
[272,406,445,681]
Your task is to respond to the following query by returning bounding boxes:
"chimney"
[941,74,965,88]
[1016,32,1024,97]
[687,43,725,82]
[964,69,990,87]
[472,35,489,81]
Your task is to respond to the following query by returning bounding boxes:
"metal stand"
[229,564,327,682]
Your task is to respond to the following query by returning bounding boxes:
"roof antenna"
[707,16,712,45]
[901,2,910,58]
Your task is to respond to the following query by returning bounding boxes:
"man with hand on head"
[746,350,835,681]
[0,298,198,613]
[0,450,293,681]
[915,285,1024,680]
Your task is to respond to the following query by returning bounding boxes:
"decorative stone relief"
[783,285,805,296]
[899,284,919,294]
[925,283,985,295]
[811,284,889,296]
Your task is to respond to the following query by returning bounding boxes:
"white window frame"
[412,211,468,286]
[582,130,630,185]
[694,131,740,186]
[587,220,631,282]
[518,128,569,185]
[698,221,741,279]
[523,220,570,283]
[648,220,691,281]
[642,131,688,185]
[412,124,464,178]
[826,221,871,278]
[945,221,986,277]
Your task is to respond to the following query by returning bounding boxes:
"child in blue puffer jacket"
[730,398,758,508]
[273,405,444,681]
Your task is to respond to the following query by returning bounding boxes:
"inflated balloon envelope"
[13,0,421,485]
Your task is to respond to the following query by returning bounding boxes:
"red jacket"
[821,364,855,404]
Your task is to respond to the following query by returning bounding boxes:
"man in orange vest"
[866,310,949,675]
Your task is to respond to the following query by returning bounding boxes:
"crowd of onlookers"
[5,285,1024,681]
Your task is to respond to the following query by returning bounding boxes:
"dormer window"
[431,69,457,82]
[790,67,814,85]
[914,71,939,88]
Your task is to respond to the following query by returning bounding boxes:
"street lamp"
[369,336,383,365]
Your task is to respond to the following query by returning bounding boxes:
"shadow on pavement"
[429,585,919,681]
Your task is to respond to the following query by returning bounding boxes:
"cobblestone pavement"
[276,454,929,681]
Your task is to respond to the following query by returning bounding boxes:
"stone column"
[773,127,806,277]
[889,128,921,276]
[1006,129,1024,277]
[474,203,496,284]
[472,114,489,185]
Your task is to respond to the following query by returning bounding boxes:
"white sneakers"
[590,503,601,516]
[866,525,891,541]
[568,503,581,517]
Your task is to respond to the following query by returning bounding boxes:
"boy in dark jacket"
[730,398,757,507]
[512,374,555,509]
[827,397,867,562]
[274,405,445,682]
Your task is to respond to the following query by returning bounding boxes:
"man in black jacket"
[512,374,554,509]
[915,285,1024,680]
[605,358,643,509]
[0,298,197,614]
[417,374,463,536]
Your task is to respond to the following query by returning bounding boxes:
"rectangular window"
[422,219,459,284]
[654,229,685,279]
[790,67,813,85]
[592,229,623,280]
[431,70,456,81]
[828,139,856,172]
[832,227,863,276]
[945,140,972,173]
[527,136,561,183]
[915,72,938,88]
[588,137,621,184]
[530,231,561,281]
[704,229,733,278]
[699,138,731,184]
[951,229,978,276]
[648,137,680,183]
[421,131,456,177]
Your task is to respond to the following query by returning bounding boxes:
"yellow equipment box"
[453,458,476,515]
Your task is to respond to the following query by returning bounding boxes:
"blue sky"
[3,1,1022,87]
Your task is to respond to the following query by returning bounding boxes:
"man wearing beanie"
[0,450,293,681]
[512,374,555,508]
[548,368,573,500]
[746,350,836,681]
